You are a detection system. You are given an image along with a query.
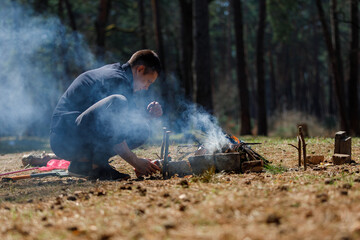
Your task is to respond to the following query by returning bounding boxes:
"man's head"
[129,50,161,92]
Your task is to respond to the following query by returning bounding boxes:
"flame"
[226,134,241,144]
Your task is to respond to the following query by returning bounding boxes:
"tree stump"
[332,154,351,165]
[334,131,351,158]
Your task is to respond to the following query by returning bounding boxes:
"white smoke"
[0,0,97,136]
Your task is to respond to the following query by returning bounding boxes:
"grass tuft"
[191,167,217,183]
[264,163,287,174]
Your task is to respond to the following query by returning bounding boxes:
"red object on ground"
[39,159,70,171]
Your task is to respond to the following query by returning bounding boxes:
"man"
[50,50,162,180]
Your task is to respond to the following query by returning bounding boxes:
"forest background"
[1,0,359,139]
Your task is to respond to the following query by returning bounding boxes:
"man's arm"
[113,141,160,176]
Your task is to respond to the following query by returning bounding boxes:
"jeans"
[50,94,149,166]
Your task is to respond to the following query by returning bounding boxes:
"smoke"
[0,0,97,136]
[150,74,229,152]
[179,103,230,153]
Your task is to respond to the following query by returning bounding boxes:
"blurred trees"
[2,0,360,137]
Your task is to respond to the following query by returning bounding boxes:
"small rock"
[342,183,352,189]
[179,194,187,200]
[27,199,33,203]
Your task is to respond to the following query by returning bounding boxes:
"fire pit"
[158,128,266,178]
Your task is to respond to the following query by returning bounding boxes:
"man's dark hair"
[128,50,162,75]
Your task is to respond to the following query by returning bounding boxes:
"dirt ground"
[1,137,360,240]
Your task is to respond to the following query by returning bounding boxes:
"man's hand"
[147,101,163,118]
[133,158,161,177]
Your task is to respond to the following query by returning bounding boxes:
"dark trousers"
[50,94,149,166]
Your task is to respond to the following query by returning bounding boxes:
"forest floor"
[1,136,360,240]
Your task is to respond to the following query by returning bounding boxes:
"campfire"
[158,129,268,179]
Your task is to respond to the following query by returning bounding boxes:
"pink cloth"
[39,159,70,171]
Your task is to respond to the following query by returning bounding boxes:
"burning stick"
[163,131,171,179]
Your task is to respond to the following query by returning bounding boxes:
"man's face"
[133,65,158,92]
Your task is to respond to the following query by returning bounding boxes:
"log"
[332,153,351,165]
[188,152,241,174]
[334,131,351,158]
[241,160,263,173]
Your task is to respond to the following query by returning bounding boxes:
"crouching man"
[50,50,162,180]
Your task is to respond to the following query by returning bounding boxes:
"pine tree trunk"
[256,0,267,136]
[179,0,193,101]
[316,0,348,131]
[348,0,359,135]
[63,0,77,31]
[268,51,276,114]
[194,0,213,113]
[231,0,251,135]
[95,0,111,59]
[138,0,147,49]
[151,0,165,71]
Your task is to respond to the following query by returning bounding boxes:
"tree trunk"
[348,0,359,135]
[316,0,348,131]
[231,0,251,135]
[95,0,111,59]
[268,51,276,114]
[34,0,48,12]
[194,0,213,113]
[179,0,194,101]
[151,0,166,71]
[138,0,147,49]
[63,0,77,31]
[256,0,267,136]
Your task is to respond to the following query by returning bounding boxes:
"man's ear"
[137,65,145,74]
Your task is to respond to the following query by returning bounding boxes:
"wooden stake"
[297,135,302,167]
[163,131,171,179]
[299,126,307,170]
[160,127,166,159]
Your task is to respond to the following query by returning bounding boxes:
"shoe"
[68,161,92,178]
[89,165,130,180]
